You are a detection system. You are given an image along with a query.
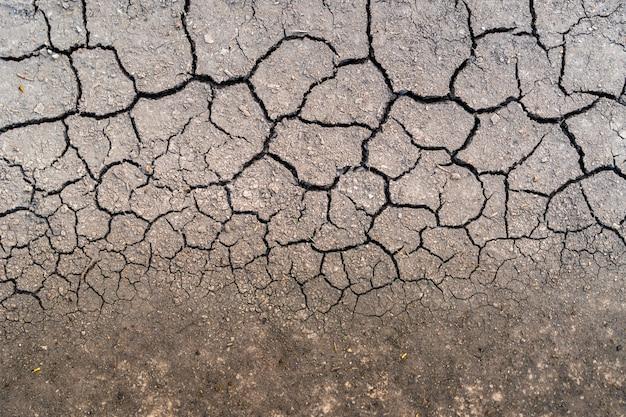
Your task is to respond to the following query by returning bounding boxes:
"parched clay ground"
[1,0,625,416]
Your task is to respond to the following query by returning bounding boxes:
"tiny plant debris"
[400,352,408,360]
[18,84,25,93]
[16,73,34,81]
[32,367,41,374]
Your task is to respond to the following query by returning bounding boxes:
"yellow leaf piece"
[32,367,41,374]
[18,84,25,93]
[400,352,408,360]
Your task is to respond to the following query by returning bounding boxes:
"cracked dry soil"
[0,0,625,416]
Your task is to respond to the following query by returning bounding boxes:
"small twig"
[16,73,34,81]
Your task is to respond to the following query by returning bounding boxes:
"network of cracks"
[0,0,625,325]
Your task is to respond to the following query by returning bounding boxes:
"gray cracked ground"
[0,0,625,416]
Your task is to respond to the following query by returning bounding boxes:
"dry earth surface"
[0,0,625,416]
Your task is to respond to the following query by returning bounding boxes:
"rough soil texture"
[0,1,625,416]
